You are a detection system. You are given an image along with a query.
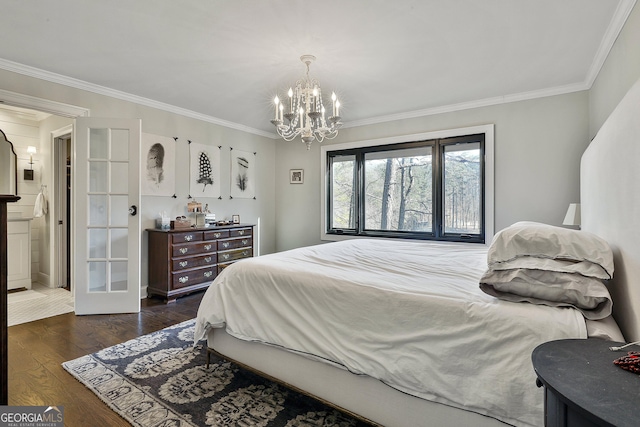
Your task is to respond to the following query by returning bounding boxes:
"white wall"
[274,2,640,254]
[589,2,640,138]
[275,91,590,252]
[0,68,276,296]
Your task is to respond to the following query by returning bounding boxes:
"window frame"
[321,125,494,244]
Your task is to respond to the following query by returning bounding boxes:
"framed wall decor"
[290,169,304,184]
[232,214,240,224]
[230,149,256,199]
[141,133,176,196]
[190,142,221,198]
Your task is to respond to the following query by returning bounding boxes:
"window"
[325,131,487,243]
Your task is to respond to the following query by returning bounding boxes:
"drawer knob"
[179,261,188,268]
[178,276,189,283]
[241,239,248,245]
[204,244,212,250]
[238,230,245,235]
[214,233,221,238]
[222,254,230,260]
[204,256,212,263]
[242,250,249,256]
[184,235,193,242]
[179,248,188,254]
[204,271,213,278]
[222,242,230,248]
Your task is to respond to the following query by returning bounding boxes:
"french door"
[74,118,141,315]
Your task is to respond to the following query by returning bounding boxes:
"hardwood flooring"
[7,291,204,426]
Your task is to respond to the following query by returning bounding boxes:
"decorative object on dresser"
[532,339,640,427]
[147,224,253,303]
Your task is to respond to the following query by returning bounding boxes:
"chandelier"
[271,55,342,149]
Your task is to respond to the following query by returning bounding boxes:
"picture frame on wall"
[290,169,304,184]
[190,142,221,199]
[230,149,256,199]
[141,133,176,196]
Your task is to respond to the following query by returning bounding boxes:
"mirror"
[0,129,18,196]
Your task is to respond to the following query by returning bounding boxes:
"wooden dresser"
[147,224,253,303]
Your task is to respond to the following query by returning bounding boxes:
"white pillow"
[487,222,614,279]
[488,257,610,280]
[480,268,613,320]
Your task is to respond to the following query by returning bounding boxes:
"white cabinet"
[7,217,32,290]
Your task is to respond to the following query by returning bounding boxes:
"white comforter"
[194,239,587,427]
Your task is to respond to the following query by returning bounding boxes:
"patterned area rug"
[62,319,372,426]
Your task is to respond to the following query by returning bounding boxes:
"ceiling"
[0,0,635,137]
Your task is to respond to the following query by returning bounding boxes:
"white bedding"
[194,239,588,427]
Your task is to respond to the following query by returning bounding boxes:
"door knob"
[129,205,137,216]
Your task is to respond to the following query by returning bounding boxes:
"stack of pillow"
[480,221,614,319]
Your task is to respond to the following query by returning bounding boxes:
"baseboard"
[37,272,51,287]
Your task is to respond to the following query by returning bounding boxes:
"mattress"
[195,239,588,427]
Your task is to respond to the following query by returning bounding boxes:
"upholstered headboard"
[581,77,640,343]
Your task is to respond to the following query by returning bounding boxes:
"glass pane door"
[74,118,141,315]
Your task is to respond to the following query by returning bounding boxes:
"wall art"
[230,148,255,199]
[290,169,304,184]
[141,133,176,196]
[189,142,221,198]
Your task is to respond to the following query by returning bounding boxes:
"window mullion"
[356,151,365,234]
[433,140,443,238]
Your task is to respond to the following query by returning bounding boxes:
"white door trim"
[52,125,72,291]
[0,92,89,295]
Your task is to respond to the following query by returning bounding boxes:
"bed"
[194,77,640,427]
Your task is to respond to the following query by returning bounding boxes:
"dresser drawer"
[171,241,217,257]
[217,247,252,263]
[172,266,217,289]
[204,229,230,240]
[172,253,217,271]
[218,236,252,251]
[230,227,252,238]
[147,225,254,304]
[218,263,232,274]
[171,231,203,244]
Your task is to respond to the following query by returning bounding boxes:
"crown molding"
[0,58,274,138]
[584,0,637,87]
[343,82,589,130]
[0,87,89,118]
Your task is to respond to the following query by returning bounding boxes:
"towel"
[34,191,48,218]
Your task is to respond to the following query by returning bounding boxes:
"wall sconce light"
[24,145,36,180]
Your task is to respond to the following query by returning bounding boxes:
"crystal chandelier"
[271,55,342,150]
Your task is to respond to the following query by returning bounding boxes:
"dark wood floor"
[7,291,204,426]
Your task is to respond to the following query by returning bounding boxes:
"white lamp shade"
[563,203,581,226]
[27,146,37,154]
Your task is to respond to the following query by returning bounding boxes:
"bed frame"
[207,77,640,426]
[207,328,502,427]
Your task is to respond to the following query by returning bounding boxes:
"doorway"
[54,133,72,291]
